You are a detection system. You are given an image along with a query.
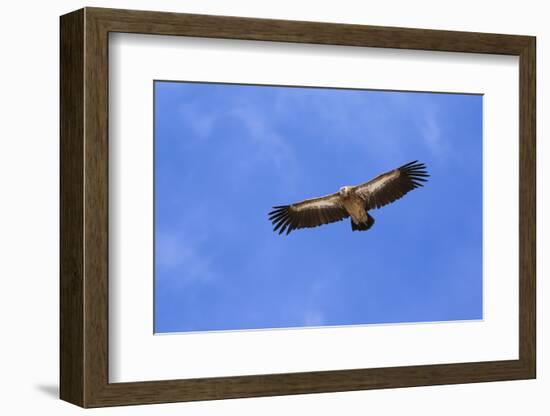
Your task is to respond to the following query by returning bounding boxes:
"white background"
[0,0,545,415]
[110,34,519,382]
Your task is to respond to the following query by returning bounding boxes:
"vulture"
[268,161,429,234]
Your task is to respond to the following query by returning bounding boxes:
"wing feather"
[354,161,429,210]
[268,193,349,235]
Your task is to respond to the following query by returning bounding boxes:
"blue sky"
[154,81,483,333]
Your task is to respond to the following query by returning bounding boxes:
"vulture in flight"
[268,161,429,234]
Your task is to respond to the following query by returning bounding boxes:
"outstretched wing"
[354,161,429,210]
[268,193,349,235]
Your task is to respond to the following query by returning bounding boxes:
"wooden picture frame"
[60,7,536,408]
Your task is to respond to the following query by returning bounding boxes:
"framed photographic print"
[60,7,536,408]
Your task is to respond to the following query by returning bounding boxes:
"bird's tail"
[351,213,375,232]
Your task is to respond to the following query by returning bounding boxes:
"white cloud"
[177,96,299,185]
[303,309,325,327]
[179,106,215,138]
[271,88,411,163]
[418,108,449,158]
[228,106,297,172]
[385,91,456,161]
[156,231,216,284]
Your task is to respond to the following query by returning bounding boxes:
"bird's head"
[339,186,352,197]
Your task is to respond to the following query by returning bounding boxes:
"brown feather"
[353,161,429,210]
[268,193,349,235]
